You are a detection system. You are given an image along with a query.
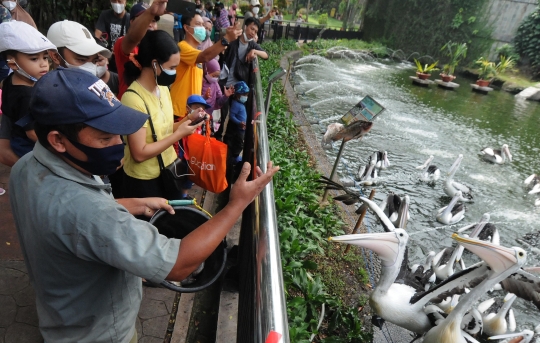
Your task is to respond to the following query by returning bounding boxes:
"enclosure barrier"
[236,58,290,343]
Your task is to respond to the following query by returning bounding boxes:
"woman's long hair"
[123,30,179,87]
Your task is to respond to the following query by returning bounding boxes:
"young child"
[202,59,233,132]
[0,20,56,157]
[225,81,249,163]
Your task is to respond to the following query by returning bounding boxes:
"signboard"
[330,8,336,18]
[341,95,385,125]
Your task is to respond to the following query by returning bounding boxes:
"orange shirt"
[170,41,203,117]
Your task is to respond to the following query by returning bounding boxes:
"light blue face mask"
[239,95,248,103]
[8,60,38,82]
[190,26,207,43]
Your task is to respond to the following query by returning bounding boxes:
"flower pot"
[441,74,456,82]
[476,79,491,87]
[416,72,431,80]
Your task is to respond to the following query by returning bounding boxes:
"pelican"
[445,154,473,202]
[433,214,490,281]
[481,144,512,164]
[375,151,390,170]
[437,191,465,225]
[321,123,344,148]
[379,193,410,228]
[355,152,378,185]
[481,293,518,337]
[525,174,540,194]
[489,329,536,343]
[458,220,500,245]
[411,251,437,290]
[417,155,441,182]
[462,307,483,335]
[422,235,528,343]
[536,199,540,207]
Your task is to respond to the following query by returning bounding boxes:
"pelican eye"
[519,252,524,257]
[400,233,404,237]
[487,266,491,270]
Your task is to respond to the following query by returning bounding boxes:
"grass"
[462,67,537,88]
[282,13,358,29]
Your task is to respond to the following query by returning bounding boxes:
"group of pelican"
[317,142,540,343]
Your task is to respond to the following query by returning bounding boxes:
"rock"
[515,86,540,101]
[502,82,525,94]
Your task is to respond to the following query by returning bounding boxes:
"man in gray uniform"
[9,68,279,343]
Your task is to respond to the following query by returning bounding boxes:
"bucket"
[150,206,227,293]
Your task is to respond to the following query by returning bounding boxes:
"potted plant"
[414,59,439,80]
[475,57,496,87]
[440,41,467,82]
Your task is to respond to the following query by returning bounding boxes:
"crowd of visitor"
[0,0,280,342]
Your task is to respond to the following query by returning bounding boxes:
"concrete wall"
[484,0,537,53]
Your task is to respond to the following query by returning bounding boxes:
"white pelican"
[481,144,512,164]
[375,151,390,170]
[481,293,518,337]
[437,191,465,225]
[417,155,441,182]
[489,329,536,343]
[321,123,344,148]
[356,152,378,185]
[379,193,410,228]
[423,235,528,343]
[445,154,474,202]
[458,221,500,245]
[524,174,539,190]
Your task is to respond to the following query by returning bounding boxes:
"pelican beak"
[489,331,531,341]
[447,154,463,176]
[503,145,512,162]
[451,234,520,277]
[329,230,405,267]
[524,266,540,274]
[397,195,410,229]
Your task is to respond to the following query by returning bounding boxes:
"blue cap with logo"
[234,81,250,94]
[187,94,211,109]
[29,68,148,135]
[130,2,160,21]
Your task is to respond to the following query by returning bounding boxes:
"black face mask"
[62,136,124,176]
[154,63,177,87]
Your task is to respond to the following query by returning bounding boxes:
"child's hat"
[187,94,211,109]
[0,20,57,54]
[234,81,250,94]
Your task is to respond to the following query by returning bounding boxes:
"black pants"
[122,172,184,200]
[214,88,231,140]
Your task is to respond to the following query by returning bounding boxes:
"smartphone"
[189,116,206,126]
[166,0,197,16]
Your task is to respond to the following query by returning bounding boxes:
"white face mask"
[252,7,259,15]
[2,1,16,11]
[66,61,98,76]
[97,65,108,78]
[243,32,254,42]
[111,2,125,14]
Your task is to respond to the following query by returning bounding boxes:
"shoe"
[0,188,5,196]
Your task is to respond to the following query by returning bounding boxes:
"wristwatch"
[221,37,230,46]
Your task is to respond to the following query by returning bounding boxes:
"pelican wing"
[409,263,488,308]
[481,147,495,156]
[500,269,540,310]
[395,247,434,292]
[452,181,471,194]
[333,194,360,205]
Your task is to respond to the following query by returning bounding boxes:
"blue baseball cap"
[130,2,160,21]
[187,94,211,109]
[29,68,148,135]
[234,81,250,94]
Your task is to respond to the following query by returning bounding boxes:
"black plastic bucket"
[150,206,227,293]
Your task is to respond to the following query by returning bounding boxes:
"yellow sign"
[330,8,336,18]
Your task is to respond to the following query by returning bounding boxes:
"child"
[202,59,233,132]
[0,20,56,157]
[224,81,249,162]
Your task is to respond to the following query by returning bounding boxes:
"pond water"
[292,53,540,331]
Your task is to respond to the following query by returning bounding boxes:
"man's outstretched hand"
[229,162,280,209]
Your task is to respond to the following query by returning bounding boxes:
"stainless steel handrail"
[250,57,290,343]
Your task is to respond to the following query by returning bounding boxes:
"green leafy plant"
[495,55,516,74]
[440,41,467,76]
[496,44,520,63]
[515,8,540,75]
[260,40,372,342]
[319,13,329,26]
[475,57,496,80]
[414,59,439,74]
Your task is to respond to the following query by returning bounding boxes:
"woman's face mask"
[252,6,260,15]
[2,1,16,11]
[154,63,177,87]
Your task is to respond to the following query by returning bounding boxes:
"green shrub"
[496,44,520,63]
[319,13,329,26]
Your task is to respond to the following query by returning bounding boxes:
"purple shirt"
[215,9,230,30]
[202,77,229,114]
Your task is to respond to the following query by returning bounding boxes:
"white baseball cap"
[0,20,57,54]
[47,20,112,58]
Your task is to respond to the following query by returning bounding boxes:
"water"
[293,56,540,331]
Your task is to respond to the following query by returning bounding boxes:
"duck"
[444,154,474,202]
[436,191,465,225]
[480,144,512,164]
[417,155,441,182]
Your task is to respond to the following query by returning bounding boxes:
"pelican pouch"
[124,89,187,191]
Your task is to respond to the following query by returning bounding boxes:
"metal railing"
[236,58,290,343]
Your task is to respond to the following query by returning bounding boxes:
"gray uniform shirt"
[9,142,180,343]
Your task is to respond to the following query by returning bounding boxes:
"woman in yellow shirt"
[121,30,205,199]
